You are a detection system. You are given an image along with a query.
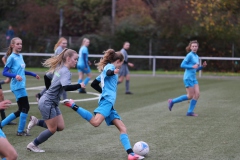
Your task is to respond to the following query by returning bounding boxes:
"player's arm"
[63,84,82,91]
[2,56,6,65]
[2,67,17,78]
[25,71,40,79]
[91,79,102,93]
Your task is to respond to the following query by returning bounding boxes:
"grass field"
[1,72,240,160]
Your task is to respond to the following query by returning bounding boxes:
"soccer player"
[0,99,18,160]
[118,42,134,94]
[35,37,68,101]
[63,49,144,160]
[26,48,85,152]
[1,37,40,136]
[168,40,207,116]
[77,38,91,93]
[0,53,16,125]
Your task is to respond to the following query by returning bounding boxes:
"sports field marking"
[3,85,100,106]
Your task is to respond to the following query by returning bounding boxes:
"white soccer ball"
[133,141,149,156]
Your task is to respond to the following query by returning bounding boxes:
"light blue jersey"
[5,53,26,91]
[77,46,89,68]
[181,51,200,81]
[96,63,118,106]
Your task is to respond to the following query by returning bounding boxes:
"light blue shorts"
[183,79,198,88]
[77,64,91,74]
[0,129,6,138]
[12,88,28,101]
[94,98,121,126]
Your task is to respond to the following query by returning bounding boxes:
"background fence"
[0,52,239,76]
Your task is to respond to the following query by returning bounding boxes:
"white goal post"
[0,52,240,77]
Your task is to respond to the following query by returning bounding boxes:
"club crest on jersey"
[21,64,26,68]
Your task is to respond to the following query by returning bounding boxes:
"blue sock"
[2,158,6,160]
[76,107,93,121]
[18,112,28,133]
[187,99,197,113]
[1,113,16,127]
[78,79,82,91]
[120,133,132,151]
[172,95,188,104]
[84,77,90,86]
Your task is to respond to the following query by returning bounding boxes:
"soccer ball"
[133,141,149,156]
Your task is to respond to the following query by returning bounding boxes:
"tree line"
[0,0,239,71]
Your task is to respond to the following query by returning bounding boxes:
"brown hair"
[6,37,22,59]
[43,48,77,73]
[95,49,124,72]
[186,40,199,52]
[54,37,67,51]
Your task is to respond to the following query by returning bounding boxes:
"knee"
[92,121,101,127]
[57,126,65,132]
[187,94,193,99]
[195,92,200,99]
[5,149,18,160]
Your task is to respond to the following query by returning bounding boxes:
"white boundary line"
[3,85,100,106]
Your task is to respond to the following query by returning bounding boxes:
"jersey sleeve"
[60,70,71,87]
[180,54,193,69]
[96,75,101,81]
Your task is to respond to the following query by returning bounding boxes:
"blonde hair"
[6,37,22,59]
[54,37,67,51]
[95,49,124,72]
[186,40,199,52]
[81,38,90,46]
[43,48,77,73]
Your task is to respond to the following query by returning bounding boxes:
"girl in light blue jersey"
[0,99,18,160]
[63,49,144,160]
[168,40,207,116]
[77,38,92,93]
[1,37,40,136]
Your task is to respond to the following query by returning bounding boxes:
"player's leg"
[81,68,92,93]
[16,96,30,136]
[186,84,200,116]
[0,137,18,160]
[0,87,16,125]
[168,79,193,111]
[113,119,144,160]
[118,76,124,84]
[125,73,133,94]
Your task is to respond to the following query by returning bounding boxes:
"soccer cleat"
[16,131,30,136]
[168,99,174,111]
[125,91,133,94]
[186,112,198,117]
[62,99,75,108]
[128,153,144,160]
[26,116,38,135]
[27,142,45,153]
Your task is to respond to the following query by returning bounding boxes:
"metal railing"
[0,52,240,76]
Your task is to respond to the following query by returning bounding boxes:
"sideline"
[3,85,100,106]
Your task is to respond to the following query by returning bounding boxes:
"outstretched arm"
[91,79,102,93]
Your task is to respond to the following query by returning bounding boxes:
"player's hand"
[202,61,207,67]
[114,68,119,74]
[192,64,199,69]
[80,82,85,89]
[0,100,11,110]
[36,75,40,80]
[128,62,134,68]
[16,75,22,81]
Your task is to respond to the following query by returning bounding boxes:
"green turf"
[1,73,240,160]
